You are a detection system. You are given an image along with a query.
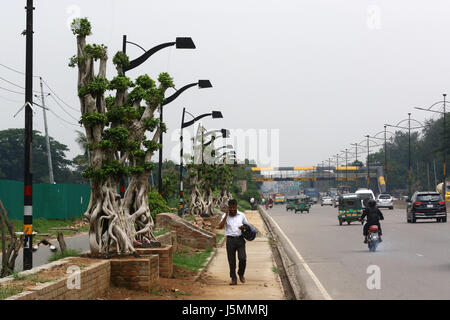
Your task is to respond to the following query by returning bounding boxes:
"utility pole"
[39,77,54,184]
[408,112,412,200]
[443,94,447,200]
[433,159,437,187]
[366,135,370,188]
[384,125,388,192]
[351,142,358,189]
[427,162,430,191]
[23,0,34,270]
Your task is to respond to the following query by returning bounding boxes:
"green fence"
[0,179,91,220]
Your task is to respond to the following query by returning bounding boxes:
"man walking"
[218,199,249,285]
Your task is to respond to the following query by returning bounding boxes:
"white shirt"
[221,211,249,236]
[250,198,255,203]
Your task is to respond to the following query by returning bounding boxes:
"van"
[355,188,375,208]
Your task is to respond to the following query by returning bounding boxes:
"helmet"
[367,199,376,207]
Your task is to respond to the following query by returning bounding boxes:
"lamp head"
[198,80,213,88]
[176,37,196,49]
[212,111,223,119]
[221,128,230,138]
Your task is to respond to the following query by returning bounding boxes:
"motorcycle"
[367,224,381,252]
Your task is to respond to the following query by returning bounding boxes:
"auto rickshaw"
[294,195,311,214]
[337,193,364,225]
[285,196,297,211]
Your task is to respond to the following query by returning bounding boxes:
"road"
[12,233,90,272]
[267,203,450,299]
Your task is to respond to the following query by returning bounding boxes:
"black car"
[407,192,447,223]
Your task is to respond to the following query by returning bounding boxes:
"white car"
[321,197,333,206]
[355,188,375,208]
[377,194,394,210]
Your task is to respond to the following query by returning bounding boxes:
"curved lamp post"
[368,127,395,192]
[179,108,223,215]
[415,94,448,199]
[385,113,426,199]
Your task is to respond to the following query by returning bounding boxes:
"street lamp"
[368,127,395,192]
[179,108,223,215]
[158,80,213,195]
[415,94,448,198]
[385,113,425,199]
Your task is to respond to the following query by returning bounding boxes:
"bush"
[241,189,261,202]
[148,191,171,220]
[238,200,252,211]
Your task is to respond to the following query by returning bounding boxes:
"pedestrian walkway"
[194,210,285,300]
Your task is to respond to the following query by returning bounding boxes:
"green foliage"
[112,51,130,69]
[102,126,130,145]
[145,87,164,106]
[106,105,143,124]
[143,140,161,152]
[48,249,81,262]
[71,18,92,37]
[84,44,107,60]
[127,86,147,103]
[148,191,171,220]
[82,160,127,182]
[79,112,108,127]
[158,72,174,88]
[68,55,86,68]
[109,75,133,91]
[105,96,115,109]
[131,149,146,158]
[78,76,109,97]
[0,129,83,184]
[135,75,155,89]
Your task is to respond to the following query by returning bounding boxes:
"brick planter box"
[156,213,216,249]
[110,255,159,292]
[3,258,110,300]
[136,244,173,278]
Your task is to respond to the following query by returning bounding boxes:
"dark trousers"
[226,236,246,280]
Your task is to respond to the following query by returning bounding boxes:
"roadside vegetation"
[173,246,213,273]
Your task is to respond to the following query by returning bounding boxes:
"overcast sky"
[1,0,449,167]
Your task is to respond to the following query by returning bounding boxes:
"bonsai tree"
[70,18,174,256]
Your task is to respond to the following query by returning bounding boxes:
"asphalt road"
[12,233,90,272]
[267,203,450,299]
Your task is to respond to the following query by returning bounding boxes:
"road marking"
[264,210,332,300]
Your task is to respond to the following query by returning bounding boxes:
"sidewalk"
[190,210,285,300]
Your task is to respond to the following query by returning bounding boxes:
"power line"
[48,108,79,127]
[48,94,79,122]
[42,79,79,113]
[0,85,24,95]
[0,62,39,78]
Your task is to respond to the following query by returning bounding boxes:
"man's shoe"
[229,279,237,285]
[364,238,368,244]
[239,275,246,283]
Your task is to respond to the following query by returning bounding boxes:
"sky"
[0,0,449,167]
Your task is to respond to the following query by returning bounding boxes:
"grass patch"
[216,234,224,244]
[173,247,214,272]
[154,228,170,237]
[272,267,279,274]
[174,291,192,296]
[11,271,51,283]
[48,249,81,262]
[238,200,252,212]
[0,285,24,300]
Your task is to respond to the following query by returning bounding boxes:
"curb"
[193,233,226,282]
[258,205,331,300]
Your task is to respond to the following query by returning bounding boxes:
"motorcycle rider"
[360,198,384,243]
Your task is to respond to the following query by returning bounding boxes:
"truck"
[274,193,286,204]
[304,188,319,204]
[436,182,450,202]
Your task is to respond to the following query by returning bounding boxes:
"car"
[333,195,340,207]
[406,191,447,223]
[321,196,333,206]
[377,194,394,210]
[355,188,376,208]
